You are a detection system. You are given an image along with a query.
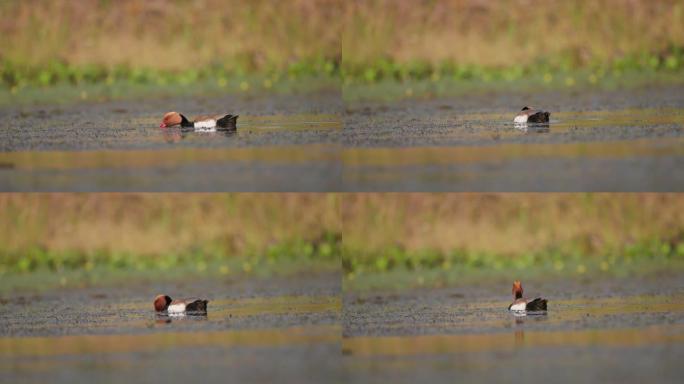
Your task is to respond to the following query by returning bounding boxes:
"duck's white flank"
[513,114,528,123]
[167,302,186,313]
[509,301,527,311]
[194,119,217,129]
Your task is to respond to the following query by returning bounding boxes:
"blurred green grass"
[342,0,684,85]
[3,0,684,94]
[0,0,341,90]
[341,70,684,102]
[342,194,684,289]
[0,74,338,106]
[0,194,341,282]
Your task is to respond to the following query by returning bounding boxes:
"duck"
[508,280,547,312]
[514,106,550,123]
[154,294,209,314]
[159,111,238,131]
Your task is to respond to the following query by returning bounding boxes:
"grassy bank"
[4,1,684,104]
[0,194,341,288]
[5,1,684,90]
[342,0,684,84]
[0,0,340,90]
[0,74,339,107]
[342,194,684,290]
[342,70,684,103]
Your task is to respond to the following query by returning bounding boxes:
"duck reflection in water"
[162,126,236,143]
[514,328,525,346]
[155,313,208,324]
[514,121,550,133]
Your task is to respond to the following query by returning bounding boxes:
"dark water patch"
[0,327,341,384]
[342,140,684,191]
[0,146,341,191]
[343,340,683,384]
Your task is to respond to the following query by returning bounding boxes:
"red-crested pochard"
[154,295,209,314]
[159,112,238,131]
[514,106,550,123]
[508,280,548,312]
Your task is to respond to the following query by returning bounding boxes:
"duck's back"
[525,297,547,311]
[527,111,550,123]
[185,299,209,312]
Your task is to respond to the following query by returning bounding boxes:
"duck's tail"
[217,114,239,130]
[525,297,547,311]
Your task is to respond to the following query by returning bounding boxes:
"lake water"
[0,275,341,384]
[342,276,684,383]
[0,92,341,191]
[343,86,684,191]
[2,86,683,191]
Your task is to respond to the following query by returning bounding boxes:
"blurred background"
[342,0,684,93]
[0,194,340,291]
[5,0,682,99]
[0,0,341,101]
[342,194,684,290]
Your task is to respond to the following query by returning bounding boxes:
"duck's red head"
[160,112,182,128]
[512,280,523,299]
[154,295,172,311]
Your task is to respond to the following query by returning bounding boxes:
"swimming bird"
[508,280,547,312]
[154,294,209,314]
[159,111,238,131]
[514,106,550,123]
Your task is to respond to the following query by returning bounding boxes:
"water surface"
[0,93,341,191]
[0,275,341,383]
[343,86,684,191]
[343,277,684,383]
